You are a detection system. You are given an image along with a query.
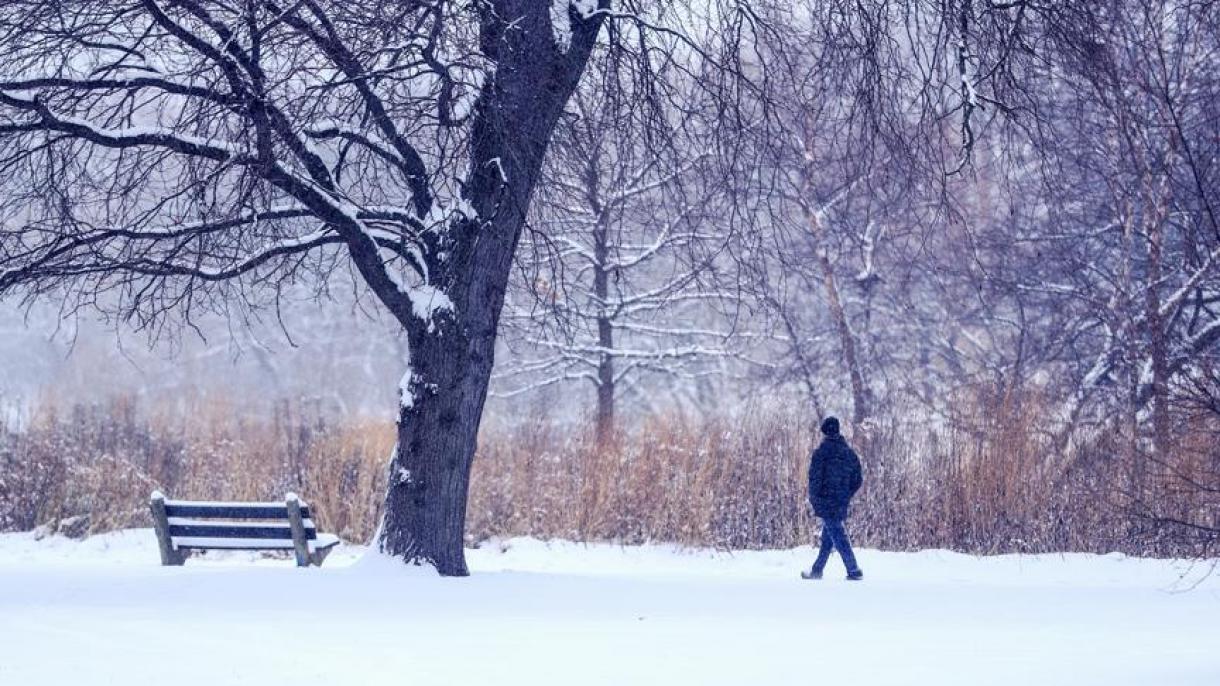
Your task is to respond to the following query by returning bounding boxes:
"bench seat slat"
[168,524,316,540]
[164,503,311,519]
[173,537,298,550]
[173,534,340,552]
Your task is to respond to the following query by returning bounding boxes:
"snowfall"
[0,530,1217,686]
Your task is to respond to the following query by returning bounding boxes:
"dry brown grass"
[1,391,1214,557]
[468,410,815,548]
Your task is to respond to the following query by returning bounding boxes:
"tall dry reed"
[1,391,1214,557]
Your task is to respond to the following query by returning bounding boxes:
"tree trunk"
[381,326,487,575]
[817,247,870,425]
[1144,178,1171,460]
[595,316,615,445]
[379,212,526,575]
[594,221,615,445]
[801,202,870,425]
[376,3,606,575]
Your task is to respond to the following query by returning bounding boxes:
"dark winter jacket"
[807,435,864,521]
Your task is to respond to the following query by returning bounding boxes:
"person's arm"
[808,447,825,504]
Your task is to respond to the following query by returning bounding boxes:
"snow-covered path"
[1,530,1216,686]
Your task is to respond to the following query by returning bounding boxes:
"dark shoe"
[801,567,824,580]
[846,570,864,581]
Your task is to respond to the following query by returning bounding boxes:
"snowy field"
[0,530,1217,686]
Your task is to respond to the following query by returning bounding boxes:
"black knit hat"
[820,416,841,437]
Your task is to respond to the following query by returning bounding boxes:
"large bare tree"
[0,0,649,575]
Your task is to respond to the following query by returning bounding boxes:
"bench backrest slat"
[163,503,312,519]
[165,517,318,528]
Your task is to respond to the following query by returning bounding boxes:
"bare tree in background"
[738,1,950,426]
[496,53,746,443]
[937,1,1220,456]
[1045,1,1220,451]
[913,0,1220,553]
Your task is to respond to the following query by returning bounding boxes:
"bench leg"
[309,544,337,567]
[285,494,312,568]
[149,493,186,566]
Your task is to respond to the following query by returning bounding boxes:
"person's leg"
[810,522,834,574]
[825,519,861,575]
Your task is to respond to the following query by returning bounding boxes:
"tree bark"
[594,220,615,445]
[817,245,870,425]
[1144,178,1171,460]
[383,324,490,576]
[378,2,606,575]
[801,202,870,425]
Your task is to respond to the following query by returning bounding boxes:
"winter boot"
[801,567,824,580]
[846,570,864,581]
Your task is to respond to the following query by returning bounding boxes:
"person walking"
[803,416,864,580]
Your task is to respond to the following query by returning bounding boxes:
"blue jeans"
[812,519,860,574]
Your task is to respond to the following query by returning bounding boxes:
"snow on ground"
[0,530,1217,686]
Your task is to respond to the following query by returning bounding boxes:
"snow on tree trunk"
[383,330,487,576]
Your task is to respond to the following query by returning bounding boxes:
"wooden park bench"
[149,491,340,567]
